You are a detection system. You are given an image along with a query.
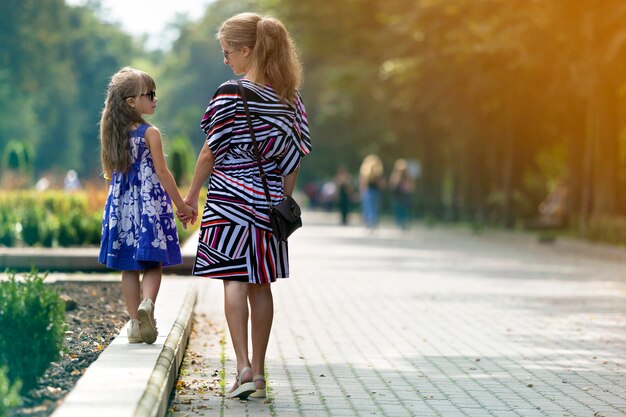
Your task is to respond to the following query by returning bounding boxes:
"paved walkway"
[168,212,626,417]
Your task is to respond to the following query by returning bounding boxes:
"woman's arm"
[184,143,215,212]
[283,166,299,197]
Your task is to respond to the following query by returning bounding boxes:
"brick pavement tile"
[323,406,358,416]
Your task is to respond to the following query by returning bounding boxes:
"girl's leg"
[142,265,162,322]
[121,271,141,319]
[248,283,273,389]
[134,266,162,344]
[223,280,252,388]
[142,265,162,303]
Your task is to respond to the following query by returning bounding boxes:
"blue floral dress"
[99,123,182,271]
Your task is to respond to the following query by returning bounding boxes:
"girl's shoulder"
[145,125,160,137]
[130,122,153,135]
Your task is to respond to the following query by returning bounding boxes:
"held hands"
[177,202,197,229]
[176,195,198,229]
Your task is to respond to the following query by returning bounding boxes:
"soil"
[11,281,128,417]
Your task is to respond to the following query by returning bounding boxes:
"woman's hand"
[178,195,198,224]
[180,144,214,223]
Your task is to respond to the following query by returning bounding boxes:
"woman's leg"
[248,283,273,389]
[361,190,373,227]
[372,189,381,227]
[223,280,252,387]
[121,271,141,319]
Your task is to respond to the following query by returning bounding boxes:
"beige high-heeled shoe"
[249,374,266,399]
[225,367,256,400]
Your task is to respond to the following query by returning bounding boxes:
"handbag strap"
[237,79,273,206]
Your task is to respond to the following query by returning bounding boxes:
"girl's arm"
[145,126,195,220]
[184,142,215,212]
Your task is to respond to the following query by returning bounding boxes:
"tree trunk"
[420,126,445,219]
[501,86,515,228]
[590,79,619,217]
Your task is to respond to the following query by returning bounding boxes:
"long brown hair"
[99,67,155,175]
[218,13,302,104]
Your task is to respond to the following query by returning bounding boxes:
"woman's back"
[201,79,310,213]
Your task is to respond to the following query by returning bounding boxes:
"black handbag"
[237,80,302,241]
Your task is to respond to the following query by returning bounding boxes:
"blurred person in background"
[63,169,82,192]
[389,159,415,230]
[334,165,354,225]
[359,154,385,230]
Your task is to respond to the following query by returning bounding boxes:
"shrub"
[0,189,195,247]
[168,136,194,186]
[57,211,80,246]
[0,271,66,393]
[1,140,34,188]
[0,191,102,247]
[0,366,21,417]
[584,215,626,245]
[0,206,17,247]
[19,205,47,246]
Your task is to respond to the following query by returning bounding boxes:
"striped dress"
[192,79,311,283]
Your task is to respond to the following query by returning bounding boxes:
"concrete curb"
[50,279,197,417]
[0,248,195,274]
[134,287,197,417]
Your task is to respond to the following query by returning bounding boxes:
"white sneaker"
[127,319,141,343]
[137,298,158,344]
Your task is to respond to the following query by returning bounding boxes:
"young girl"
[98,67,196,344]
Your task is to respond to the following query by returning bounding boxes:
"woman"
[180,13,311,400]
[388,159,415,230]
[359,154,385,229]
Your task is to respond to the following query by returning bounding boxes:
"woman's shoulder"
[213,80,240,96]
[207,81,240,108]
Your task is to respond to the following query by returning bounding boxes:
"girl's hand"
[177,211,189,229]
[177,205,195,227]
[184,196,199,222]
[185,203,198,225]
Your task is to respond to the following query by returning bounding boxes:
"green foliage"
[155,0,255,150]
[0,191,102,247]
[1,140,33,175]
[4,0,626,229]
[168,136,195,186]
[19,205,47,247]
[0,0,135,177]
[0,207,17,247]
[0,366,21,417]
[259,0,626,225]
[0,272,66,393]
[583,216,626,245]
